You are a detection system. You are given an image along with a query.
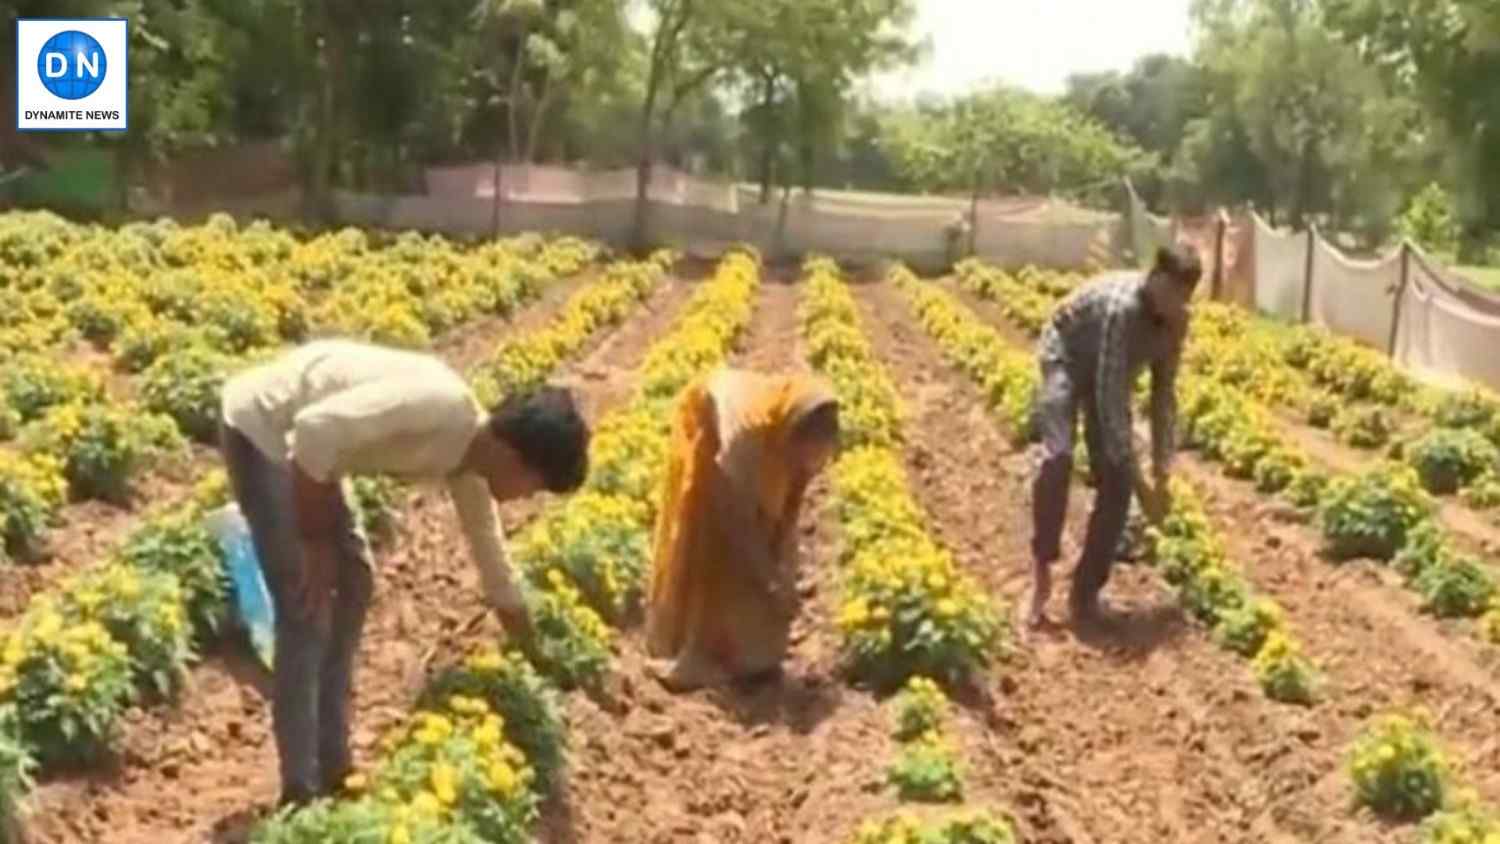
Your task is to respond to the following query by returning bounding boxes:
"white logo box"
[16,17,129,132]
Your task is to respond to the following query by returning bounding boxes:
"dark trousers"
[219,423,374,803]
[1030,360,1133,607]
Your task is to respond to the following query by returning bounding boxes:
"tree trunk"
[633,79,661,252]
[507,26,528,164]
[756,76,777,205]
[1292,137,1316,231]
[525,70,557,164]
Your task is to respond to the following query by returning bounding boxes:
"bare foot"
[645,655,726,692]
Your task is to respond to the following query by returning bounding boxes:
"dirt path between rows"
[23,270,688,844]
[945,277,1500,839]
[853,278,1396,844]
[524,276,913,844]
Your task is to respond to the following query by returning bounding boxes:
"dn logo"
[37,30,107,100]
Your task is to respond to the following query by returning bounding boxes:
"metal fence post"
[1300,224,1316,323]
[1211,210,1227,301]
[1388,242,1411,357]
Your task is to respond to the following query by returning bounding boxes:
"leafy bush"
[252,796,488,844]
[116,509,229,637]
[1317,464,1434,560]
[1332,406,1394,450]
[1419,796,1500,844]
[1252,447,1302,494]
[1461,471,1500,510]
[1397,183,1460,257]
[887,730,963,803]
[1,357,104,422]
[1413,555,1496,619]
[1214,597,1286,657]
[891,676,949,742]
[1406,428,1500,495]
[0,607,134,765]
[140,346,241,442]
[1433,389,1497,430]
[0,708,33,843]
[420,649,567,797]
[1252,631,1317,705]
[0,453,66,562]
[1348,710,1450,821]
[1305,392,1339,428]
[512,492,651,623]
[56,565,193,698]
[350,476,403,549]
[1285,468,1330,510]
[20,402,183,503]
[849,812,1017,844]
[524,573,612,692]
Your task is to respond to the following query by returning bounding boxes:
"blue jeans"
[1030,360,1133,609]
[219,423,374,804]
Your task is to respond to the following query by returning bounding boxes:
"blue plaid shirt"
[1038,271,1185,473]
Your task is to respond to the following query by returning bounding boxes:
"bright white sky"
[870,0,1196,100]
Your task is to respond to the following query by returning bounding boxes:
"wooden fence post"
[1388,242,1411,357]
[1300,224,1316,323]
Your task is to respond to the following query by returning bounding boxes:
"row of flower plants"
[799,257,1003,691]
[841,676,1017,844]
[891,266,1319,704]
[954,261,1500,647]
[1185,302,1500,509]
[0,241,656,839]
[247,249,760,844]
[0,210,598,365]
[1346,706,1500,842]
[795,257,1017,842]
[0,216,598,568]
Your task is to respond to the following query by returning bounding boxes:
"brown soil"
[22,273,696,844]
[944,277,1500,838]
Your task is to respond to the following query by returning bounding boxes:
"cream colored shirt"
[221,339,524,611]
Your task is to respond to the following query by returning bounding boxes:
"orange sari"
[645,368,836,685]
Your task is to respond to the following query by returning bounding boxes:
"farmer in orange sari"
[646,368,840,691]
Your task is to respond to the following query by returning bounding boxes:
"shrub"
[0,453,66,562]
[350,476,403,549]
[525,573,612,692]
[1406,428,1500,495]
[140,346,241,442]
[1332,406,1394,450]
[891,676,948,742]
[0,607,134,765]
[1285,468,1330,510]
[1433,388,1496,430]
[1317,464,1434,560]
[1348,710,1450,821]
[1483,601,1500,645]
[1413,555,1496,619]
[1419,796,1500,844]
[20,402,183,503]
[0,708,33,842]
[512,492,651,624]
[251,796,488,844]
[887,730,963,803]
[420,649,567,797]
[0,357,104,422]
[116,510,229,637]
[1461,471,1500,510]
[1305,392,1339,428]
[1179,563,1248,625]
[849,813,1018,844]
[1252,631,1317,705]
[1214,597,1286,657]
[55,565,194,698]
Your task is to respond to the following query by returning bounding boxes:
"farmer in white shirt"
[218,338,589,807]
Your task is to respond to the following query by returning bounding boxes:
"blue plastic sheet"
[203,504,276,671]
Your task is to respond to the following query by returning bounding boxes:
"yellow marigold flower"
[935,598,960,618]
[344,773,367,792]
[489,761,520,797]
[430,762,458,805]
[65,673,87,692]
[388,824,411,844]
[411,791,443,816]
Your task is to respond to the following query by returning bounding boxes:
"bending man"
[1028,245,1201,629]
[219,338,589,806]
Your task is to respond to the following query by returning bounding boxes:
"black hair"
[1154,244,1203,287]
[487,385,590,493]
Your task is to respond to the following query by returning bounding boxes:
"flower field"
[5,210,1500,843]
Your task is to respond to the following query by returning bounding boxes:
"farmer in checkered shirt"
[1027,244,1202,630]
